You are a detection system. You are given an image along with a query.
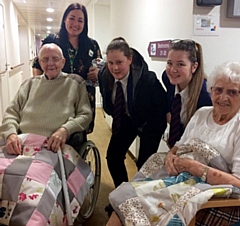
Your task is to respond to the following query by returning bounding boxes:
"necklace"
[67,43,78,73]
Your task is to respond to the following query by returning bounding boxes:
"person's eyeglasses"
[40,57,62,63]
[211,87,240,97]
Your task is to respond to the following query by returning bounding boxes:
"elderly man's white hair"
[38,43,64,59]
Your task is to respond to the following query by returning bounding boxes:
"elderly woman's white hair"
[207,62,240,92]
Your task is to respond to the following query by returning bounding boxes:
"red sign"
[147,40,171,58]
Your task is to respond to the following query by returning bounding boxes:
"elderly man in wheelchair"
[0,43,100,226]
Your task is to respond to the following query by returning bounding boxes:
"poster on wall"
[193,14,219,36]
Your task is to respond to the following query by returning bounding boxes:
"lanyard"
[67,43,78,73]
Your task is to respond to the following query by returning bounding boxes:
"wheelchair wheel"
[75,140,101,224]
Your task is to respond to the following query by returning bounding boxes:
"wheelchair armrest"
[66,131,87,153]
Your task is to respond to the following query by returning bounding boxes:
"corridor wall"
[109,0,240,79]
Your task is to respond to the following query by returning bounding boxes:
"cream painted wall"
[0,0,23,119]
[108,0,240,79]
[95,4,111,56]
[90,4,111,108]
[110,0,194,82]
[0,0,37,123]
[4,1,20,66]
[193,1,240,75]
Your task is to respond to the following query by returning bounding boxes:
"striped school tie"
[168,94,181,148]
[112,81,125,134]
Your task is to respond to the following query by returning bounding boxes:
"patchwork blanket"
[109,138,240,226]
[0,133,93,226]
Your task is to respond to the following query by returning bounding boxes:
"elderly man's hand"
[6,134,22,155]
[165,150,179,176]
[87,67,99,84]
[47,128,69,153]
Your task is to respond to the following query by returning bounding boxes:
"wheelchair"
[66,131,101,225]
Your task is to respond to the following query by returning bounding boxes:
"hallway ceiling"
[12,0,109,39]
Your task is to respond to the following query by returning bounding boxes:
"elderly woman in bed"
[0,43,92,154]
[107,61,240,226]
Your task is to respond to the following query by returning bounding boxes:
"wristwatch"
[201,166,210,182]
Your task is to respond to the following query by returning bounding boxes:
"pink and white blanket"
[0,133,93,226]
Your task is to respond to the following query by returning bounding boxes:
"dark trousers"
[86,85,96,134]
[106,115,162,188]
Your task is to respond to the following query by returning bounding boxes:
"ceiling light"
[23,0,27,3]
[46,26,52,30]
[46,8,54,13]
[47,30,51,34]
[46,18,53,22]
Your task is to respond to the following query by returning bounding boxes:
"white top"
[175,106,240,178]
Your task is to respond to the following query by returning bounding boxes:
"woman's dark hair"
[105,37,132,91]
[169,39,206,127]
[106,37,132,59]
[59,3,88,42]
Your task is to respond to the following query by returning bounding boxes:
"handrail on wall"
[10,63,24,70]
[0,69,7,75]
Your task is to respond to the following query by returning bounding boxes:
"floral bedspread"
[0,133,93,226]
[109,138,240,226]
